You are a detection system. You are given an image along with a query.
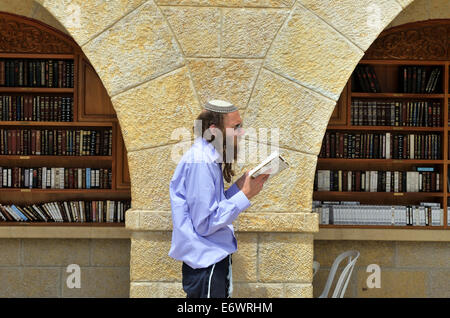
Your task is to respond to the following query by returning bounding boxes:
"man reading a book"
[169,99,270,298]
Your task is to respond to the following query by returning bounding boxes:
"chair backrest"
[319,250,360,298]
[313,261,320,278]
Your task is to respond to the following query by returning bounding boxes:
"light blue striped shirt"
[168,137,251,269]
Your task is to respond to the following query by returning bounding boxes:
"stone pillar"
[125,137,320,298]
[127,210,318,298]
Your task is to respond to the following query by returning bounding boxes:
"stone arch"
[3,0,445,297]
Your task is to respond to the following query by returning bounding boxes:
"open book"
[248,151,289,179]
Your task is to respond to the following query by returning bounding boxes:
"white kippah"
[204,99,238,113]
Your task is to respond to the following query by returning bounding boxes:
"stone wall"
[129,231,315,298]
[313,240,450,298]
[0,239,130,297]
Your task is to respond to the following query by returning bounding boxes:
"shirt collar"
[194,136,222,164]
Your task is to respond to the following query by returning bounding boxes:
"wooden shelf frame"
[316,20,450,232]
[0,13,131,227]
[318,56,450,231]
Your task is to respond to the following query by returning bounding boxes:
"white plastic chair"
[313,261,320,278]
[318,250,360,298]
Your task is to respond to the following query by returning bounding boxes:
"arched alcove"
[0,10,131,297]
[314,18,450,298]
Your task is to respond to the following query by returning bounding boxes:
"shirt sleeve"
[224,182,241,199]
[185,162,251,237]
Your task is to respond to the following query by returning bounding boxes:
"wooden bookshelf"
[0,12,131,226]
[316,20,450,230]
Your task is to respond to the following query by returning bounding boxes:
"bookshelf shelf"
[318,224,446,230]
[0,12,131,227]
[358,59,447,66]
[0,53,75,59]
[317,159,444,164]
[0,121,114,127]
[0,222,125,226]
[326,125,444,132]
[351,92,445,98]
[0,189,127,193]
[314,191,444,198]
[315,21,450,230]
[0,155,113,161]
[0,88,74,93]
[314,191,444,197]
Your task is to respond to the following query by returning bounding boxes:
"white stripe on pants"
[206,255,233,298]
[227,255,233,297]
[207,264,216,298]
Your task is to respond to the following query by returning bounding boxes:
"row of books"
[315,169,440,193]
[319,132,441,159]
[0,128,113,156]
[0,167,112,189]
[0,59,74,88]
[353,65,381,93]
[399,66,441,94]
[350,100,442,127]
[0,95,73,122]
[0,199,131,223]
[312,201,446,226]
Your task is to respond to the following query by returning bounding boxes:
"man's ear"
[209,124,218,136]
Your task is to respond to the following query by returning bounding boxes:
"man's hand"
[235,172,247,190]
[240,171,270,200]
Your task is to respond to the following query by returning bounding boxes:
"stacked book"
[351,99,441,127]
[313,201,444,226]
[0,199,130,223]
[353,65,381,93]
[0,95,73,122]
[0,128,113,156]
[315,167,440,192]
[319,131,441,160]
[0,59,74,88]
[0,167,112,189]
[447,207,450,226]
[399,66,441,93]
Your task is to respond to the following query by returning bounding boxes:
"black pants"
[182,254,232,298]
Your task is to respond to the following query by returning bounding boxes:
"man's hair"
[194,110,235,183]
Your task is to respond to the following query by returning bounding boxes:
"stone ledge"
[314,228,450,242]
[0,226,131,239]
[126,210,319,233]
[5,223,446,240]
